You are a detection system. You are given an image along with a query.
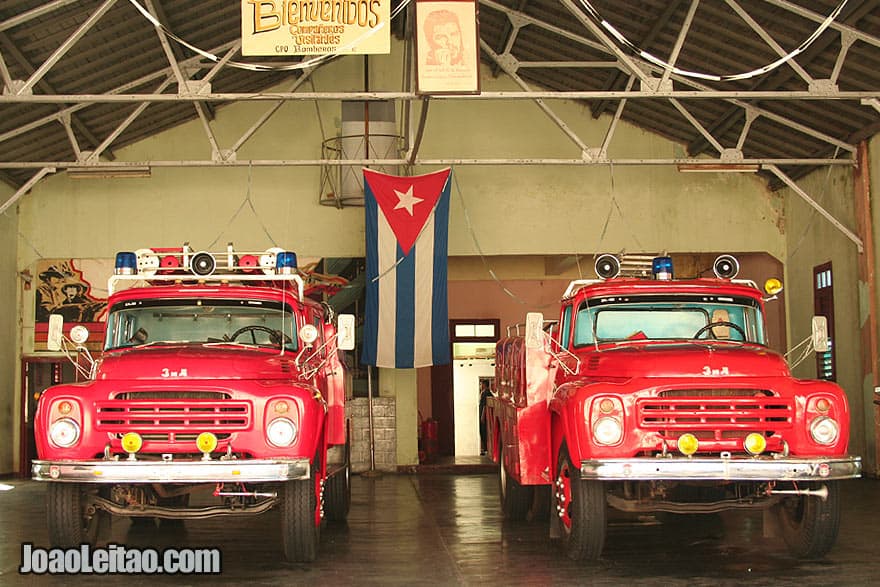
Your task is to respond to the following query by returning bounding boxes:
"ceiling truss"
[0,0,878,249]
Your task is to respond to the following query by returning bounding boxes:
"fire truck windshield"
[572,295,766,346]
[104,299,299,351]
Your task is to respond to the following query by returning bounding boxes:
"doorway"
[434,319,499,457]
[20,358,78,477]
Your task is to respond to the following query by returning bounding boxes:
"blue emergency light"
[276,251,298,274]
[115,252,138,275]
[652,256,673,280]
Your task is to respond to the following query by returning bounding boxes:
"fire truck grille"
[112,391,231,400]
[638,391,793,435]
[94,399,251,433]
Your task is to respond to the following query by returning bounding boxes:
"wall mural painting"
[34,259,110,351]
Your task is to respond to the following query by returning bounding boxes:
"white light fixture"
[677,163,760,173]
[67,166,151,179]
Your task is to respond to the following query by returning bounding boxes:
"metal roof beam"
[766,164,863,252]
[0,0,82,33]
[0,31,115,161]
[591,0,685,118]
[0,40,239,146]
[765,0,880,50]
[17,0,118,95]
[0,158,853,170]
[688,0,877,156]
[1,90,878,103]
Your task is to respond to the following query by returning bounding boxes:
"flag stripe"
[414,211,435,367]
[432,185,450,365]
[377,208,397,368]
[395,242,415,368]
[362,189,380,366]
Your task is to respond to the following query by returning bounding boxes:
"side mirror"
[337,314,355,351]
[811,316,829,353]
[525,312,544,349]
[47,314,63,351]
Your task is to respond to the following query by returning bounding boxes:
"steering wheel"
[692,321,747,341]
[230,325,291,346]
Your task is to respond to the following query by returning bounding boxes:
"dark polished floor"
[1,472,879,586]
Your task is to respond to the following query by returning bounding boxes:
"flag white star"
[393,185,423,216]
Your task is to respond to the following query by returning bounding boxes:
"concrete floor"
[1,473,879,586]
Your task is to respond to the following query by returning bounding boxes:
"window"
[814,263,835,381]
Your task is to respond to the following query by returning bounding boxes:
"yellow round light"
[744,432,767,456]
[196,432,218,454]
[274,401,289,414]
[764,278,784,296]
[121,432,143,454]
[677,433,699,456]
[598,398,615,413]
[58,401,72,415]
[816,398,831,413]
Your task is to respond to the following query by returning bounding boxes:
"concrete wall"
[7,40,797,473]
[781,155,875,473]
[0,189,17,474]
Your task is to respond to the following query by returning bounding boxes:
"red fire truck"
[486,253,861,561]
[32,244,354,562]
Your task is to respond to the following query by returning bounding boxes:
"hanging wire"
[127,0,413,73]
[208,162,278,249]
[787,146,841,260]
[452,168,562,309]
[577,0,849,82]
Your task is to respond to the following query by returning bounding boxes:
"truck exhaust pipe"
[771,485,829,501]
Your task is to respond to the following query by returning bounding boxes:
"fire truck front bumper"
[580,456,861,481]
[32,458,310,484]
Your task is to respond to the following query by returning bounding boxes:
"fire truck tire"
[499,444,533,521]
[281,478,321,562]
[775,481,841,559]
[323,463,351,522]
[556,446,606,561]
[47,483,101,547]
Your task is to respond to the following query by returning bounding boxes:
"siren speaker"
[595,254,621,279]
[713,255,739,279]
[190,251,216,276]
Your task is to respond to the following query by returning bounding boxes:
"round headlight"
[49,418,80,448]
[196,432,218,454]
[267,418,297,447]
[593,417,622,446]
[810,416,839,445]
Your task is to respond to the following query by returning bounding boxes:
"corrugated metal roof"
[0,0,878,191]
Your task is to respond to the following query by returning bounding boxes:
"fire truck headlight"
[267,418,298,447]
[49,418,80,448]
[592,417,622,446]
[809,416,839,445]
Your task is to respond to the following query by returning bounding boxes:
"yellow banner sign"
[242,0,391,56]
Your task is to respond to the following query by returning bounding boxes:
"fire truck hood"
[586,342,790,378]
[97,345,300,380]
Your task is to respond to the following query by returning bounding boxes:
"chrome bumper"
[580,456,861,481]
[32,458,310,483]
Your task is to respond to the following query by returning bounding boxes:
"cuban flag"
[361,167,452,368]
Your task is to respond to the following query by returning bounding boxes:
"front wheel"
[499,443,533,521]
[776,481,841,559]
[47,483,102,547]
[555,446,606,561]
